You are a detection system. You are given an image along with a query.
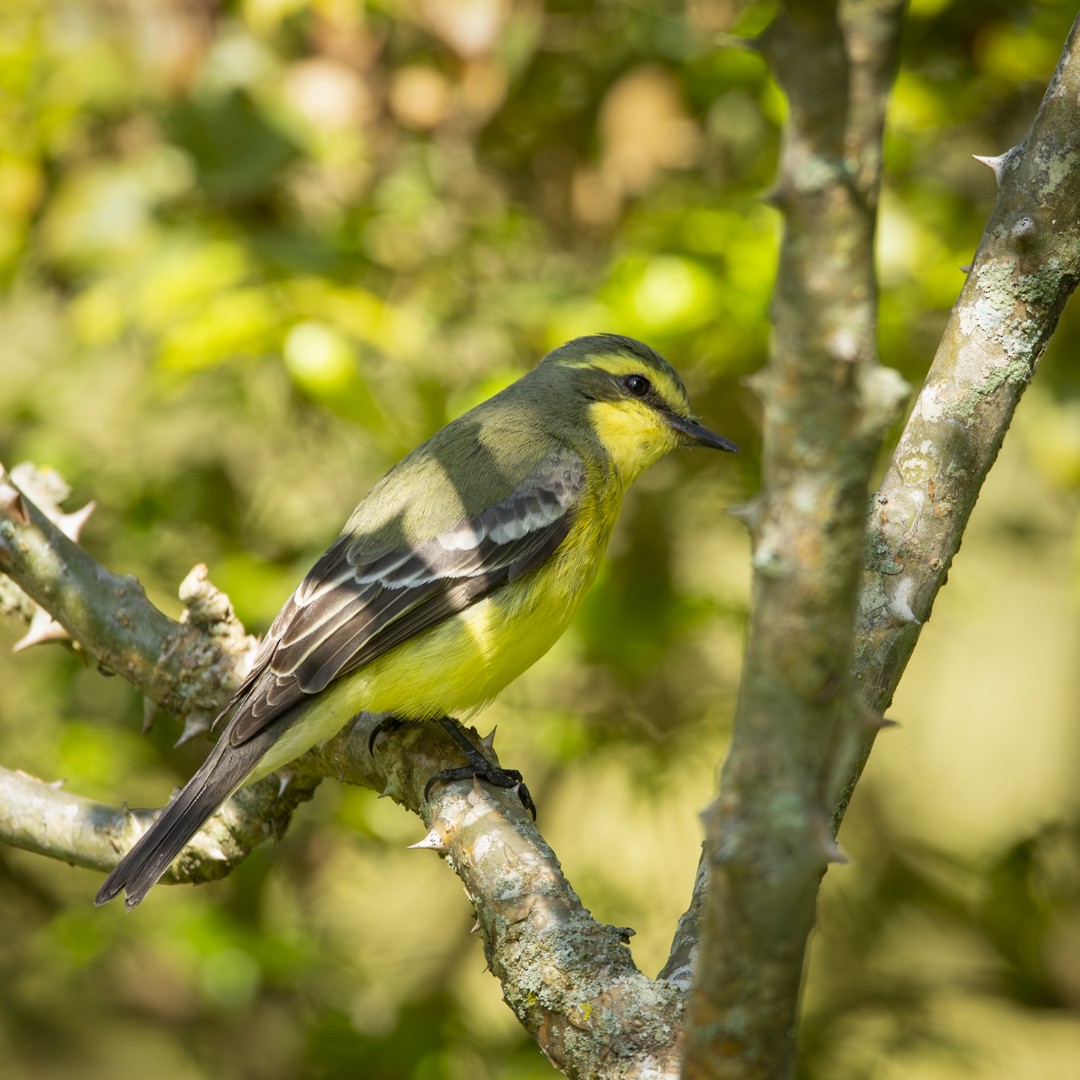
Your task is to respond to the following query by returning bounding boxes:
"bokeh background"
[1,1,1079,1077]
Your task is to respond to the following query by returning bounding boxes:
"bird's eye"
[623,374,651,397]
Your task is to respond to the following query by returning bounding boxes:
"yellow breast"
[249,473,622,779]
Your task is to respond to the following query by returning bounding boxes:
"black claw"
[425,717,537,819]
[368,715,405,756]
[513,780,537,820]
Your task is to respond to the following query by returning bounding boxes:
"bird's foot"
[424,716,537,819]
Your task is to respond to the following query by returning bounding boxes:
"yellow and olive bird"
[96,334,737,908]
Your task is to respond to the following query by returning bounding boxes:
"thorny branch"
[0,463,683,1078]
[684,2,908,1076]
[683,8,1080,1080]
[842,11,1080,809]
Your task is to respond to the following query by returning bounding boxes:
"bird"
[95,333,738,908]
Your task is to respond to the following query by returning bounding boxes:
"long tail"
[95,726,277,910]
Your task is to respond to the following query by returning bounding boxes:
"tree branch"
[0,463,687,1077]
[0,462,257,740]
[0,764,318,883]
[308,721,686,1078]
[839,9,1080,820]
[683,7,1080,1077]
[683,2,907,1076]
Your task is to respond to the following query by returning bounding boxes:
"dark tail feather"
[95,729,273,910]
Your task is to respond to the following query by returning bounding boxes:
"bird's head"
[539,334,738,485]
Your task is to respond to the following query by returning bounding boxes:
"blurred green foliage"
[0,1,1079,1078]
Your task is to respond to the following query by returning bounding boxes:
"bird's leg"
[425,716,537,819]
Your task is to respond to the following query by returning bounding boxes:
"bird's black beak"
[668,413,739,453]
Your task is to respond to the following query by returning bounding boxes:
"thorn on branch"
[887,592,921,627]
[55,501,96,542]
[175,710,213,747]
[813,817,849,866]
[5,463,95,540]
[728,496,763,533]
[409,827,449,853]
[822,837,849,865]
[972,146,1021,187]
[0,483,29,526]
[860,704,898,732]
[13,608,72,652]
[2,464,101,655]
[972,153,1004,180]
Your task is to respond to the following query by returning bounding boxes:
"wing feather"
[225,448,585,746]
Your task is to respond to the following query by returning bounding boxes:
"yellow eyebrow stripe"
[557,351,687,406]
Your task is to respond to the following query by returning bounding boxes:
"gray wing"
[223,448,586,745]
